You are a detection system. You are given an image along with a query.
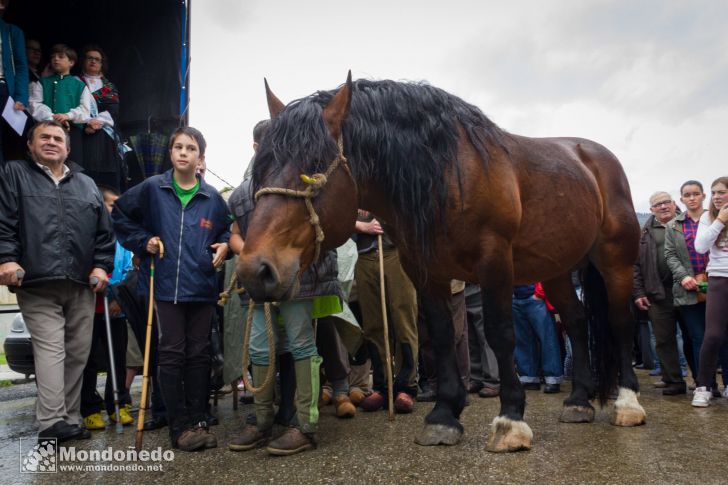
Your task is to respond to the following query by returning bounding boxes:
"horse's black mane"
[253,78,506,265]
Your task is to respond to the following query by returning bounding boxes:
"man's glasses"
[651,200,673,209]
[86,56,102,63]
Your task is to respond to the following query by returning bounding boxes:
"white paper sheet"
[2,96,28,136]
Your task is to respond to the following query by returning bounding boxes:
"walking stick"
[102,294,124,434]
[15,269,25,286]
[135,241,164,451]
[377,235,395,421]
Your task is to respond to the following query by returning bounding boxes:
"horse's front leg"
[414,289,467,446]
[480,273,533,452]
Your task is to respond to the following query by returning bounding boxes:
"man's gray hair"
[649,191,672,206]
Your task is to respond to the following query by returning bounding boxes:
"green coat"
[665,212,703,307]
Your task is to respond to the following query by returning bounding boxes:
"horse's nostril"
[257,261,277,288]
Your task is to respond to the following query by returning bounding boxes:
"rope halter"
[254,136,350,262]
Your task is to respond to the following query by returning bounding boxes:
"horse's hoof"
[559,405,595,423]
[486,416,533,453]
[414,423,463,446]
[610,387,646,427]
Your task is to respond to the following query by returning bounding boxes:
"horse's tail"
[581,262,618,406]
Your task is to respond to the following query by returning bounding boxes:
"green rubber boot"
[293,356,322,435]
[252,364,275,432]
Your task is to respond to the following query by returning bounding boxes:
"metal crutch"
[90,275,124,434]
[103,294,124,434]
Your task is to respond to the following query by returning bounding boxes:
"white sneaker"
[692,386,712,407]
[722,387,728,399]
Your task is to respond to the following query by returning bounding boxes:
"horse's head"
[237,73,359,301]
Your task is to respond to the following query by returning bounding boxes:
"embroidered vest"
[40,74,86,127]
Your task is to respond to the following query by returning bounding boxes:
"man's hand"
[14,101,25,111]
[0,262,24,286]
[146,236,161,255]
[52,113,70,123]
[681,276,698,291]
[718,204,728,224]
[84,125,97,135]
[89,267,109,293]
[356,218,383,235]
[634,296,651,311]
[211,242,229,268]
[108,300,122,317]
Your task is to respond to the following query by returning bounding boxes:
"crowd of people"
[2,108,726,457]
[634,181,728,407]
[0,8,726,459]
[0,4,125,187]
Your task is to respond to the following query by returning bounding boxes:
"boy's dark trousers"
[155,301,214,443]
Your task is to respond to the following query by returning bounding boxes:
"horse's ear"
[322,70,353,138]
[264,78,285,118]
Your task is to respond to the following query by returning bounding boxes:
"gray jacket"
[633,215,667,301]
[665,212,703,307]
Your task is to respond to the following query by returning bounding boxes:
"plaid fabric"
[129,133,169,178]
[683,216,708,274]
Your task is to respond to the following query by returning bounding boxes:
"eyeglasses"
[27,47,42,54]
[681,192,703,199]
[651,200,673,209]
[86,56,102,63]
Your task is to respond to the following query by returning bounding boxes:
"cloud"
[446,0,728,121]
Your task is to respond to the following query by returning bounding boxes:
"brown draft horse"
[237,72,646,452]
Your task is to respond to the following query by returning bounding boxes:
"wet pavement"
[1,370,727,484]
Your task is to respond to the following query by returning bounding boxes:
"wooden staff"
[135,241,164,451]
[377,235,395,421]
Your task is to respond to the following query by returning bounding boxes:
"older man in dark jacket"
[0,120,115,441]
[633,191,686,395]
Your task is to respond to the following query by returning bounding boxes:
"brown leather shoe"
[266,428,315,456]
[349,388,366,406]
[319,387,332,407]
[175,428,208,452]
[334,395,356,419]
[198,426,217,449]
[478,386,500,398]
[228,425,270,451]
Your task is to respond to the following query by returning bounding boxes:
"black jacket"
[0,158,115,286]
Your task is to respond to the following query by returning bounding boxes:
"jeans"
[512,297,563,385]
[648,321,689,375]
[679,302,728,386]
[249,300,318,365]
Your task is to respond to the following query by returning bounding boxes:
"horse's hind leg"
[593,247,646,427]
[542,274,596,423]
[414,288,467,446]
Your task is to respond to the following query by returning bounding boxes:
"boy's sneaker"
[83,412,106,430]
[691,386,712,407]
[722,387,728,399]
[110,405,134,425]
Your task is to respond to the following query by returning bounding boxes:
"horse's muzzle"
[237,256,298,302]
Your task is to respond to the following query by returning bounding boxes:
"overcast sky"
[190,0,728,212]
